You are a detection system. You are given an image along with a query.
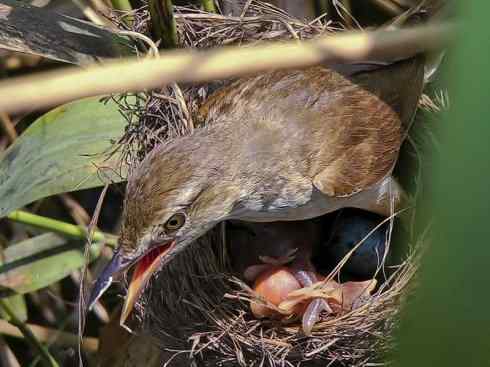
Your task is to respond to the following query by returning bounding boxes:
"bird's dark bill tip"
[87,248,129,311]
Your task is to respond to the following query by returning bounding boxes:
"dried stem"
[371,0,405,15]
[0,319,98,353]
[0,112,17,143]
[0,22,454,114]
[0,300,59,367]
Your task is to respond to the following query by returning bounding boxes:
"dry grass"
[131,223,424,366]
[114,1,338,166]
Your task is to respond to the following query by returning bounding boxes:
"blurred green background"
[397,1,490,366]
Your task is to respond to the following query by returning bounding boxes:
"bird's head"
[87,135,238,326]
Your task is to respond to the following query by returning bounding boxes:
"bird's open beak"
[120,240,175,325]
[87,240,176,328]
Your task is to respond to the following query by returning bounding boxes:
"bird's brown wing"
[311,57,425,197]
[198,56,424,198]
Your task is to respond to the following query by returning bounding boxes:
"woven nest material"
[110,2,438,366]
[113,1,339,164]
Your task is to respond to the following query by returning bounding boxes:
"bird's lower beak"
[120,240,175,326]
[87,240,176,328]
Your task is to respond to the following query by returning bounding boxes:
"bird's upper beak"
[87,240,176,328]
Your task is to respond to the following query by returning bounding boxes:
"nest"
[110,2,435,366]
[113,0,338,164]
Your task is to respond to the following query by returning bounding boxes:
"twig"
[78,183,109,363]
[0,22,453,114]
[0,112,17,143]
[370,0,405,16]
[59,194,91,226]
[6,210,118,247]
[334,0,354,28]
[0,319,98,353]
[0,300,59,367]
[58,194,110,324]
[0,335,20,367]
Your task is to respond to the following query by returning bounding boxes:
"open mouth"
[120,240,176,326]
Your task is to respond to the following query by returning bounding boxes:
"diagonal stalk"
[0,300,59,367]
[7,210,118,247]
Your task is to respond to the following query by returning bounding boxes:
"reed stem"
[201,0,216,13]
[0,300,59,367]
[149,0,178,48]
[7,210,118,247]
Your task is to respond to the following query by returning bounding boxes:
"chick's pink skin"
[250,266,302,318]
[248,259,377,335]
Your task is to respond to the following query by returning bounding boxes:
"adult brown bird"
[88,54,425,331]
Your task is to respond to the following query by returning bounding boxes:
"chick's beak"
[87,240,176,327]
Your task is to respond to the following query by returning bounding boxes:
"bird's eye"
[164,213,186,232]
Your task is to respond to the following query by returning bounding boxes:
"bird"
[321,209,391,280]
[87,54,425,330]
[227,219,324,281]
[227,219,331,335]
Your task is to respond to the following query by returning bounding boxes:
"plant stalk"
[111,0,132,12]
[0,300,59,367]
[149,0,178,49]
[111,0,133,26]
[201,0,216,13]
[0,22,455,114]
[7,210,118,247]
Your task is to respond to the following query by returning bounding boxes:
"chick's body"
[326,210,390,279]
[228,219,324,279]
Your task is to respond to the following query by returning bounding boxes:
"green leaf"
[0,97,128,218]
[0,233,101,296]
[0,296,27,321]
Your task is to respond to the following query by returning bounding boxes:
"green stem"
[201,0,216,13]
[7,210,118,247]
[0,300,59,367]
[111,0,132,12]
[316,0,329,16]
[111,0,133,27]
[149,0,178,49]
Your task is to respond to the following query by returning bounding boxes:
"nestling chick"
[324,210,391,279]
[228,219,330,334]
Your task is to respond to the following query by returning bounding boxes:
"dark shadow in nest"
[104,1,442,366]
